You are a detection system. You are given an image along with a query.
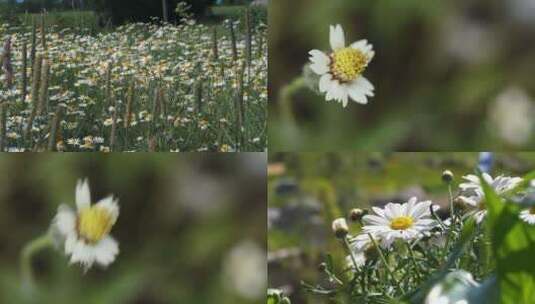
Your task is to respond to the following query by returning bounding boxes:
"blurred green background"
[0,153,266,304]
[269,0,535,151]
[267,152,535,303]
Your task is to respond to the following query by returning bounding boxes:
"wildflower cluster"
[305,170,535,303]
[0,15,267,152]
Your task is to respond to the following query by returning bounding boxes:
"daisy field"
[268,152,535,304]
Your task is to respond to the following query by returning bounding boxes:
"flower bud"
[349,208,368,222]
[442,170,454,183]
[318,262,327,272]
[332,218,349,239]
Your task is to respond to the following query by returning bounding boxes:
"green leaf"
[480,174,535,304]
[406,218,476,303]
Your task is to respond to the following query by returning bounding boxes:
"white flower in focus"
[458,173,522,223]
[53,179,119,270]
[361,197,438,248]
[308,24,375,107]
[519,208,535,225]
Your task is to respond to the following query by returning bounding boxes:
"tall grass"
[0,14,267,152]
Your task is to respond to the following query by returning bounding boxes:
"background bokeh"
[0,153,266,304]
[268,152,535,303]
[269,0,535,151]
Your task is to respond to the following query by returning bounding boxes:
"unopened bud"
[318,262,327,272]
[442,170,454,183]
[349,208,368,222]
[332,218,349,239]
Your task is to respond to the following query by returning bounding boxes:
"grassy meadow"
[0,8,267,152]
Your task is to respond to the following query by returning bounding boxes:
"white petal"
[319,74,333,93]
[95,196,120,224]
[363,214,390,225]
[350,39,368,50]
[54,205,76,236]
[389,203,403,217]
[76,179,91,210]
[329,24,345,50]
[94,236,119,267]
[64,234,78,255]
[326,80,343,102]
[341,89,349,108]
[383,204,396,219]
[348,90,368,105]
[355,77,375,96]
[310,62,330,75]
[371,206,386,218]
[69,239,96,269]
[351,39,375,61]
[411,201,432,219]
[309,49,330,66]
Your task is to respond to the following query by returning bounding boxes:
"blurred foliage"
[0,153,266,304]
[269,0,535,151]
[0,0,260,26]
[482,172,535,304]
[267,152,535,303]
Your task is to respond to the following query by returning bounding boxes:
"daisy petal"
[76,179,91,210]
[319,74,333,93]
[94,236,119,267]
[310,62,329,75]
[330,24,345,50]
[309,50,330,66]
[95,196,120,224]
[54,205,76,236]
[70,239,96,269]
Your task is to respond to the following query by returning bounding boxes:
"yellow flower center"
[390,216,414,230]
[530,207,535,215]
[78,206,114,244]
[330,47,368,82]
[478,201,486,211]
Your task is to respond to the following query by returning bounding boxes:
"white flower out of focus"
[53,178,120,270]
[361,197,438,249]
[223,240,266,300]
[489,87,535,146]
[519,207,535,225]
[458,173,522,223]
[308,24,375,107]
[425,270,479,304]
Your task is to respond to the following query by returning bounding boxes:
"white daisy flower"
[519,208,535,225]
[459,173,522,194]
[458,173,522,223]
[308,24,375,107]
[53,179,120,270]
[345,233,373,269]
[361,197,438,248]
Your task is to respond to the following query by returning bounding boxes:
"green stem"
[448,184,455,227]
[324,268,343,286]
[367,233,403,295]
[279,76,305,125]
[343,236,360,273]
[20,232,53,290]
[406,242,422,281]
